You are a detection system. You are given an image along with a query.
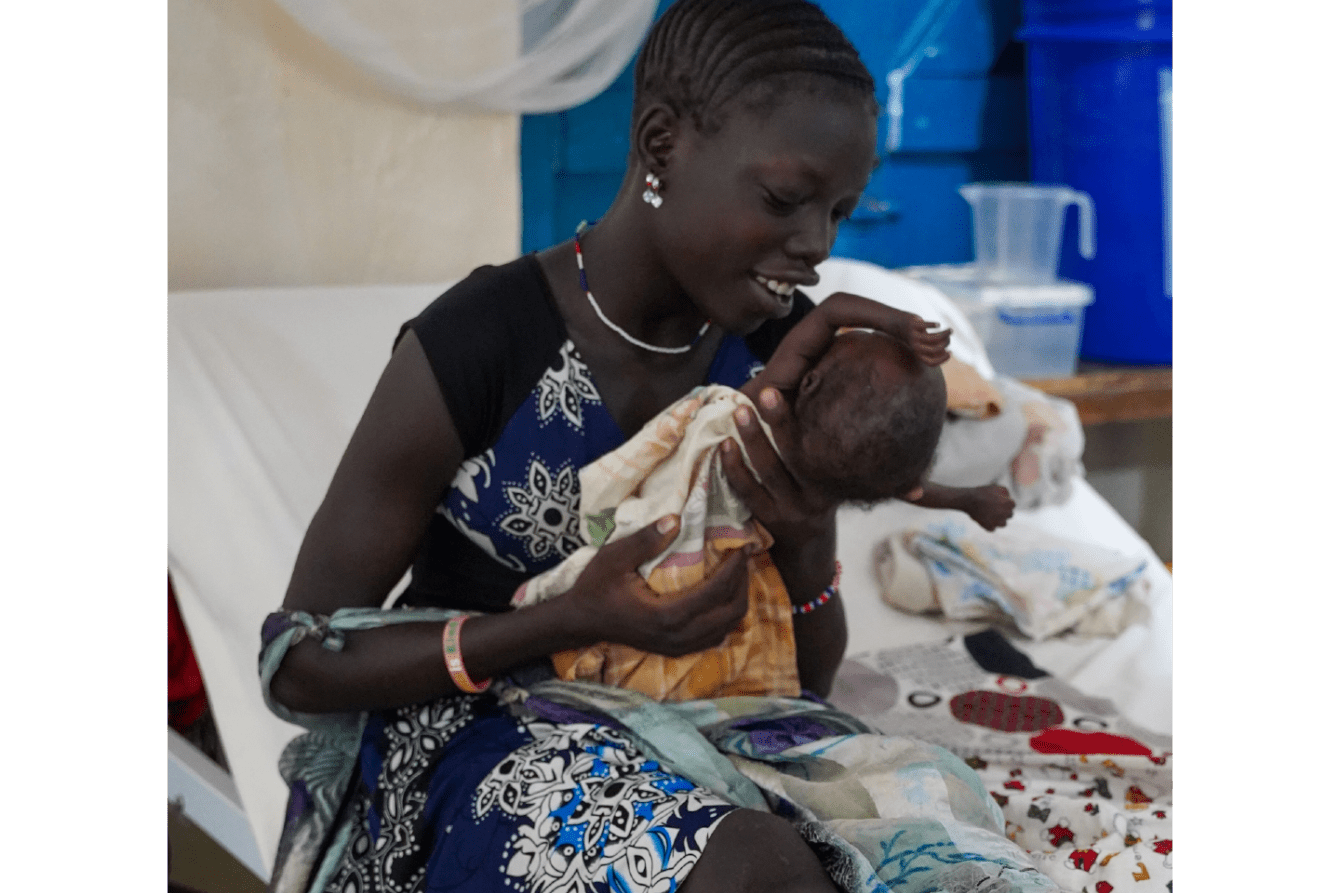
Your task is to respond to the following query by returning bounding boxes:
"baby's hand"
[964,484,1015,531]
[897,310,952,368]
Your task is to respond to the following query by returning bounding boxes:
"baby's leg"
[680,809,840,893]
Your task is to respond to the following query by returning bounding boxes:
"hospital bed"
[167,257,1172,886]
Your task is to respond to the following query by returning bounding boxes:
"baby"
[513,330,1010,701]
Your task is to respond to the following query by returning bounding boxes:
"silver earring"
[642,173,663,208]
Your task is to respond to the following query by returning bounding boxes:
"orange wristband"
[442,616,492,693]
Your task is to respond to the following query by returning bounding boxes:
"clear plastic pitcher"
[959,183,1096,283]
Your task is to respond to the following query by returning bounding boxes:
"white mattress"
[168,260,1172,874]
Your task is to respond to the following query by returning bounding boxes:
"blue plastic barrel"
[1019,1,1171,364]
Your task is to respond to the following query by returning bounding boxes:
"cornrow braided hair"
[633,0,876,134]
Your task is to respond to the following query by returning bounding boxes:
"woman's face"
[652,87,878,335]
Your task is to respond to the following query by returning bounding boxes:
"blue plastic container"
[1019,1,1171,364]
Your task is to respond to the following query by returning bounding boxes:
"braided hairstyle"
[633,0,877,136]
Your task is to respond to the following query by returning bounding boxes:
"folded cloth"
[872,523,937,614]
[996,378,1085,510]
[890,518,1149,639]
[512,385,800,701]
[942,355,1004,419]
[928,377,1083,510]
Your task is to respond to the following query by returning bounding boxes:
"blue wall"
[521,0,1028,269]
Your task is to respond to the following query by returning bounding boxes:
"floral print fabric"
[321,694,736,893]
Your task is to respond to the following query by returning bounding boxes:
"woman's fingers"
[658,548,752,654]
[720,401,806,519]
[734,405,791,495]
[685,547,751,616]
[750,387,808,485]
[591,514,680,578]
[749,327,827,394]
[719,436,774,517]
[569,516,677,619]
[571,517,761,656]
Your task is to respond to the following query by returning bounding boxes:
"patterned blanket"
[506,678,1061,893]
[831,630,1172,893]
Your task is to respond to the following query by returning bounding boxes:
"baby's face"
[782,330,922,480]
[794,329,918,416]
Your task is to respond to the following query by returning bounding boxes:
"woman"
[261,2,1050,891]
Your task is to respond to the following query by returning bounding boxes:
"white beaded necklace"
[573,225,710,355]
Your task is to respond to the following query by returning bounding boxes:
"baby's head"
[783,331,947,505]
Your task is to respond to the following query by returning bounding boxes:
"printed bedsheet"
[830,630,1172,893]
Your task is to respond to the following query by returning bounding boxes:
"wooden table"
[1024,364,1172,426]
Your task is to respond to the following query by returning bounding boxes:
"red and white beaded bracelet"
[793,561,842,615]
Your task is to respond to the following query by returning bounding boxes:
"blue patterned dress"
[317,256,809,893]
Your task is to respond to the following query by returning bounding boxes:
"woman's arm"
[270,329,491,713]
[719,407,844,696]
[270,332,752,715]
[719,293,952,696]
[766,503,846,698]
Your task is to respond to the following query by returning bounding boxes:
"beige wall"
[169,0,519,290]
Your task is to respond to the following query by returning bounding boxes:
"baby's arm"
[742,292,949,404]
[907,482,1015,531]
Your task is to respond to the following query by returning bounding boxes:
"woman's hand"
[561,516,754,657]
[717,393,845,695]
[718,395,835,588]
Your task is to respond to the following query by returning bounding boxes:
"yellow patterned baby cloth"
[511,385,800,701]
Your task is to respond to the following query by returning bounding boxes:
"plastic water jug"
[959,183,1095,284]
